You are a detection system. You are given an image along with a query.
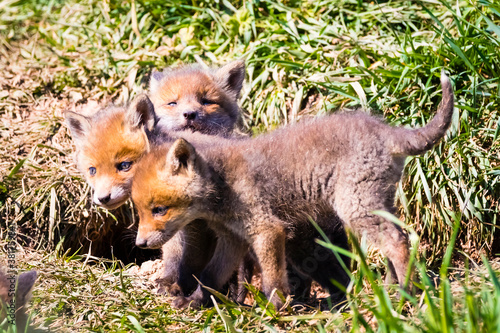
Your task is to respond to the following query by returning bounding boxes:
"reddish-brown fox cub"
[149,61,351,301]
[131,72,454,309]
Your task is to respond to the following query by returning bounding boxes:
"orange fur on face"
[132,148,195,249]
[68,106,150,209]
[153,72,226,112]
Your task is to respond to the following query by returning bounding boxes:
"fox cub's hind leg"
[340,210,410,289]
[334,176,410,290]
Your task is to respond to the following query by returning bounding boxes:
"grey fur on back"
[206,73,454,230]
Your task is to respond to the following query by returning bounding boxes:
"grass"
[0,0,499,331]
[4,225,500,332]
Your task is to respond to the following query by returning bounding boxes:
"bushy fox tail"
[391,71,455,156]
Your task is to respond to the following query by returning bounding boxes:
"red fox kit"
[64,98,219,296]
[149,61,245,136]
[150,62,351,300]
[131,72,454,308]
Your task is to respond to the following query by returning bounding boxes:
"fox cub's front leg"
[158,220,217,296]
[173,232,248,308]
[157,233,184,296]
[173,220,289,310]
[250,222,289,309]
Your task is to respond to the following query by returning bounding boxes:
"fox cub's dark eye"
[117,161,132,172]
[89,167,96,176]
[152,206,168,216]
[201,99,216,106]
[167,102,177,107]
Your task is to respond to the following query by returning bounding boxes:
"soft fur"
[64,96,158,209]
[151,61,351,301]
[132,72,455,309]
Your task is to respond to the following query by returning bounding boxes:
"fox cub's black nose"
[98,194,111,204]
[136,237,147,248]
[183,111,197,121]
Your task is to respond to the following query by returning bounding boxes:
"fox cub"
[65,97,219,296]
[150,61,351,301]
[131,72,455,309]
[0,269,37,331]
[149,61,245,136]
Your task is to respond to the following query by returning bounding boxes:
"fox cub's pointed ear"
[149,70,165,95]
[166,138,197,175]
[128,94,156,132]
[65,111,91,143]
[215,60,245,100]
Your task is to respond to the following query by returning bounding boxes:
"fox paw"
[167,283,183,297]
[173,296,203,309]
[155,278,184,296]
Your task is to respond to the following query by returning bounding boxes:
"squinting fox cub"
[149,61,245,136]
[132,72,454,309]
[151,62,352,301]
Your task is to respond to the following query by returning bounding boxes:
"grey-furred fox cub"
[149,61,351,301]
[131,72,454,309]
